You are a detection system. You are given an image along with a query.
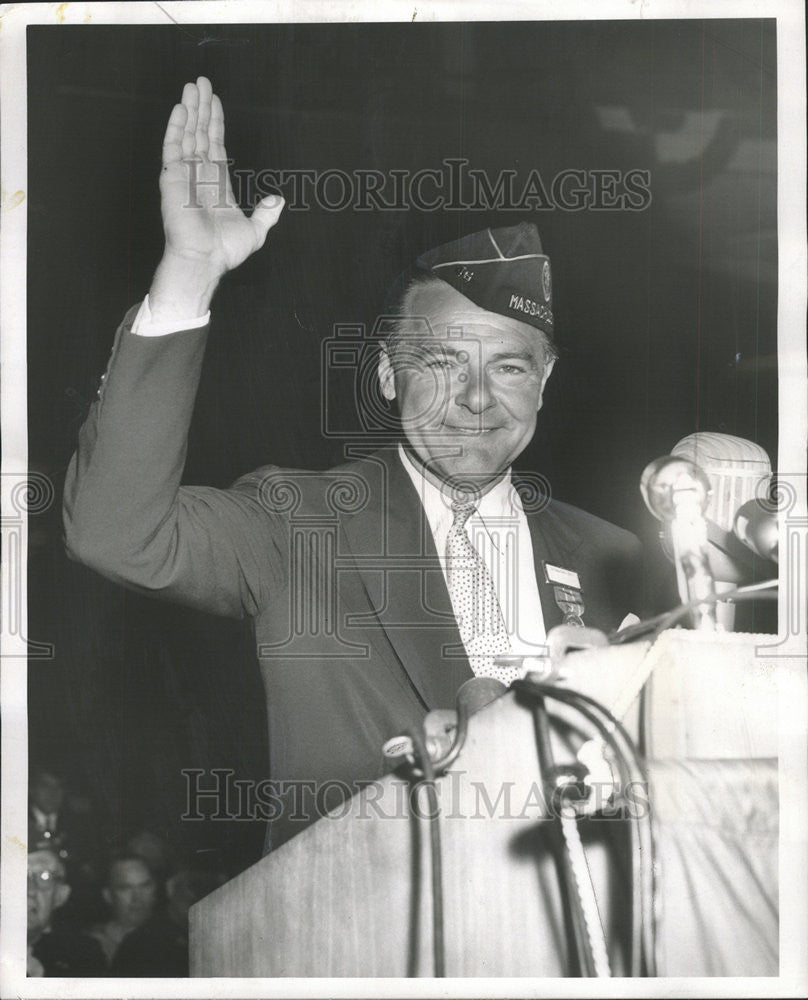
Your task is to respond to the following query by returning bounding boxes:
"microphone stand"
[641,456,717,631]
[668,484,717,630]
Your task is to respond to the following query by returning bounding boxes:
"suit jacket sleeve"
[63,306,286,618]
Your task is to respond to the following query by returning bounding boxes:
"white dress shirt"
[398,445,547,657]
[131,294,210,336]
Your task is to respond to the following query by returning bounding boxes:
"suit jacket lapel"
[341,456,586,702]
[514,474,585,633]
[341,448,472,710]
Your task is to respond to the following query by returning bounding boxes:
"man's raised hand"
[150,77,284,321]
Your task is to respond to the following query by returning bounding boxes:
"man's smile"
[440,424,501,434]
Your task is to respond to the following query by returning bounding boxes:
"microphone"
[671,433,773,628]
[455,676,508,716]
[671,432,772,532]
[734,498,778,562]
[640,455,717,630]
[382,677,507,774]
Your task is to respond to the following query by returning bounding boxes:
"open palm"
[159,77,283,276]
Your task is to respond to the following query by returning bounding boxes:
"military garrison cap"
[415,222,554,338]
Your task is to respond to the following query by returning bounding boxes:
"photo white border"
[2,1,805,997]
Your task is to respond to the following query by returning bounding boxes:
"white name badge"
[543,562,582,591]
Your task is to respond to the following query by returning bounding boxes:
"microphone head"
[670,433,773,582]
[671,432,771,530]
[734,498,779,562]
[422,709,458,761]
[640,455,712,523]
[455,677,508,717]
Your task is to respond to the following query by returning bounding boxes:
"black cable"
[515,681,645,802]
[404,788,423,978]
[653,580,777,635]
[520,684,641,975]
[530,693,598,976]
[557,689,656,978]
[405,725,445,978]
[427,708,469,775]
[540,684,656,977]
[398,689,481,782]
[525,685,646,781]
[396,669,667,978]
[515,680,656,977]
[546,688,653,978]
[608,579,778,645]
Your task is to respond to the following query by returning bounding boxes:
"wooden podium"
[190,630,779,977]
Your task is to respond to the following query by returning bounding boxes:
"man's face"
[104,859,157,930]
[27,851,70,940]
[379,283,554,493]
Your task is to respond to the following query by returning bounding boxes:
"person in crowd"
[28,766,69,859]
[110,866,226,977]
[28,764,98,872]
[125,828,179,885]
[29,763,104,928]
[89,854,158,968]
[27,848,105,977]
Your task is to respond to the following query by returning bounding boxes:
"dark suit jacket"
[32,927,106,977]
[64,309,642,849]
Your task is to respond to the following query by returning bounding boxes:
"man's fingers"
[196,76,213,108]
[208,93,226,161]
[195,77,212,156]
[249,195,285,246]
[162,103,187,166]
[181,82,199,158]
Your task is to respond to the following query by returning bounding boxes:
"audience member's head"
[29,767,65,816]
[102,855,157,931]
[27,850,70,943]
[125,828,177,882]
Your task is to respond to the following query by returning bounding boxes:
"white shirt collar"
[397,444,523,537]
[31,805,57,829]
[396,445,547,654]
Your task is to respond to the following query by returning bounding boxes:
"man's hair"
[28,848,67,881]
[104,852,156,888]
[29,763,65,784]
[382,273,558,366]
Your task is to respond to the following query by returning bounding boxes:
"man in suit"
[28,766,97,870]
[89,855,159,971]
[63,77,641,850]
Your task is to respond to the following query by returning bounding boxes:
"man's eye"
[497,364,527,375]
[425,358,453,369]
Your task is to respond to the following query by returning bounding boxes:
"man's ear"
[54,882,71,910]
[378,347,397,402]
[536,357,556,411]
[102,886,111,907]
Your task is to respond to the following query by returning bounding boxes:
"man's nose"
[454,365,494,412]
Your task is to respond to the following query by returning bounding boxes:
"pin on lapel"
[543,562,585,627]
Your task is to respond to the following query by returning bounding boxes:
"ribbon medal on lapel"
[543,562,586,627]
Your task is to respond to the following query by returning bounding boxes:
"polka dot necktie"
[445,500,518,686]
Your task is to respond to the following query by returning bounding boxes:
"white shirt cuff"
[130,294,211,337]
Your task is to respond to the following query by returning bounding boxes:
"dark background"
[27,20,777,873]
